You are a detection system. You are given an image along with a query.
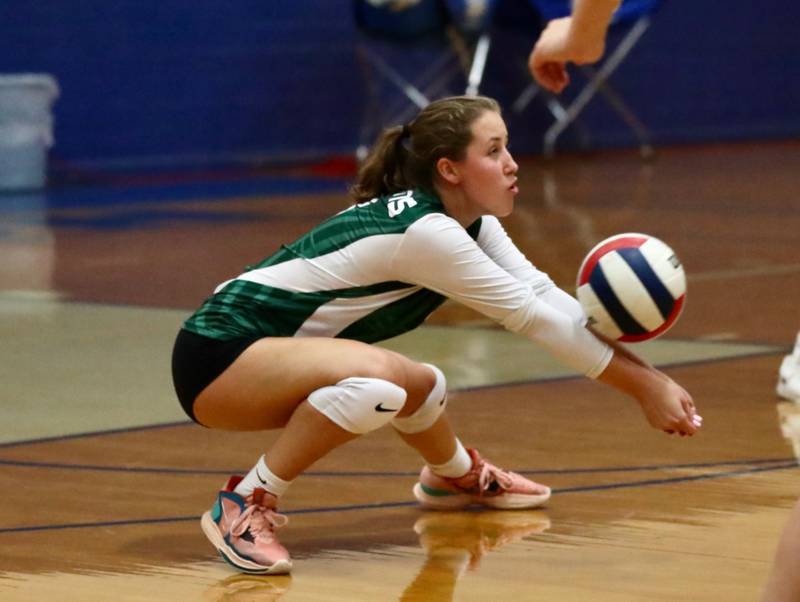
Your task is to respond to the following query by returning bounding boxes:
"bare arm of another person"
[529,0,621,93]
[761,498,800,602]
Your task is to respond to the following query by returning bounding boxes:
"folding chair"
[353,0,496,159]
[512,0,662,158]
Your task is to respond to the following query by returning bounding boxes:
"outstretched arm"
[393,214,702,436]
[529,0,621,93]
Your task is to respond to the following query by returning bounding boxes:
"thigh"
[193,337,431,430]
[171,329,258,423]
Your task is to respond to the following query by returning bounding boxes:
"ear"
[436,157,461,185]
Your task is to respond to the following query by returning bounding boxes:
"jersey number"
[387,191,418,218]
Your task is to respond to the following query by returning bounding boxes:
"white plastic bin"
[0,74,60,190]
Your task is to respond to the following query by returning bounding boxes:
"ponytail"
[350,125,411,203]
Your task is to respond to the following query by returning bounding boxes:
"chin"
[496,200,514,217]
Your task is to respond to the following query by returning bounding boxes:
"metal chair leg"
[511,71,593,157]
[581,65,654,158]
[466,34,491,96]
[543,16,652,156]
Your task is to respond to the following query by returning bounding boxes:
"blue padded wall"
[0,1,362,169]
[0,1,798,170]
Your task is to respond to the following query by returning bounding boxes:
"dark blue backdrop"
[1,1,798,171]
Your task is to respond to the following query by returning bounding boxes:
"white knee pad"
[307,377,407,434]
[391,363,447,434]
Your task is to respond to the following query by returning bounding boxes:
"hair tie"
[395,123,412,155]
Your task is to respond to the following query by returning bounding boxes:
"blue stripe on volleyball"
[616,247,675,320]
[589,262,647,336]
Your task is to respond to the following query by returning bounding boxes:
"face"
[447,110,519,218]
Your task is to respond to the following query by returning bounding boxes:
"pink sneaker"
[200,476,292,574]
[412,448,551,510]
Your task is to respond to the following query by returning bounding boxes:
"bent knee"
[393,363,447,428]
[372,351,439,409]
[308,376,407,434]
[352,348,414,389]
[328,345,437,412]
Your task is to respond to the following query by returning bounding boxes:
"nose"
[504,149,518,175]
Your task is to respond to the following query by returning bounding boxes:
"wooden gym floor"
[1,141,799,601]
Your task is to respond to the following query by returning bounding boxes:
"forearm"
[505,297,613,378]
[590,327,653,369]
[595,349,659,400]
[567,0,621,59]
[596,347,701,436]
[590,328,679,387]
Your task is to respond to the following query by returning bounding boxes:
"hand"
[528,17,606,93]
[594,345,702,437]
[637,378,703,436]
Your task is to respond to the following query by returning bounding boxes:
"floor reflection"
[777,402,800,462]
[203,572,292,602]
[400,510,551,601]
[0,191,55,294]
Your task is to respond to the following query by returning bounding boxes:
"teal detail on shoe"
[220,490,245,509]
[211,498,222,522]
[420,483,455,497]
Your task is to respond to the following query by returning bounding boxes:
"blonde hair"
[350,95,501,202]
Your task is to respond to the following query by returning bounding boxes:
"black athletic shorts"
[171,329,258,424]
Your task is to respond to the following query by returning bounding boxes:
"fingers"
[680,391,696,414]
[664,413,703,437]
[676,389,702,436]
[532,62,569,93]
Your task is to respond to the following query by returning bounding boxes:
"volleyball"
[576,233,686,342]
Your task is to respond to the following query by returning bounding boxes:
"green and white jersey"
[185,189,466,343]
[183,188,613,378]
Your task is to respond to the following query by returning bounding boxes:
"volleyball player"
[171,95,701,574]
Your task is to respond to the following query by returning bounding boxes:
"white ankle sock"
[234,455,292,498]
[428,439,472,478]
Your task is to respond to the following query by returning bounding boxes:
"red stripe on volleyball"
[619,294,686,342]
[577,235,649,285]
